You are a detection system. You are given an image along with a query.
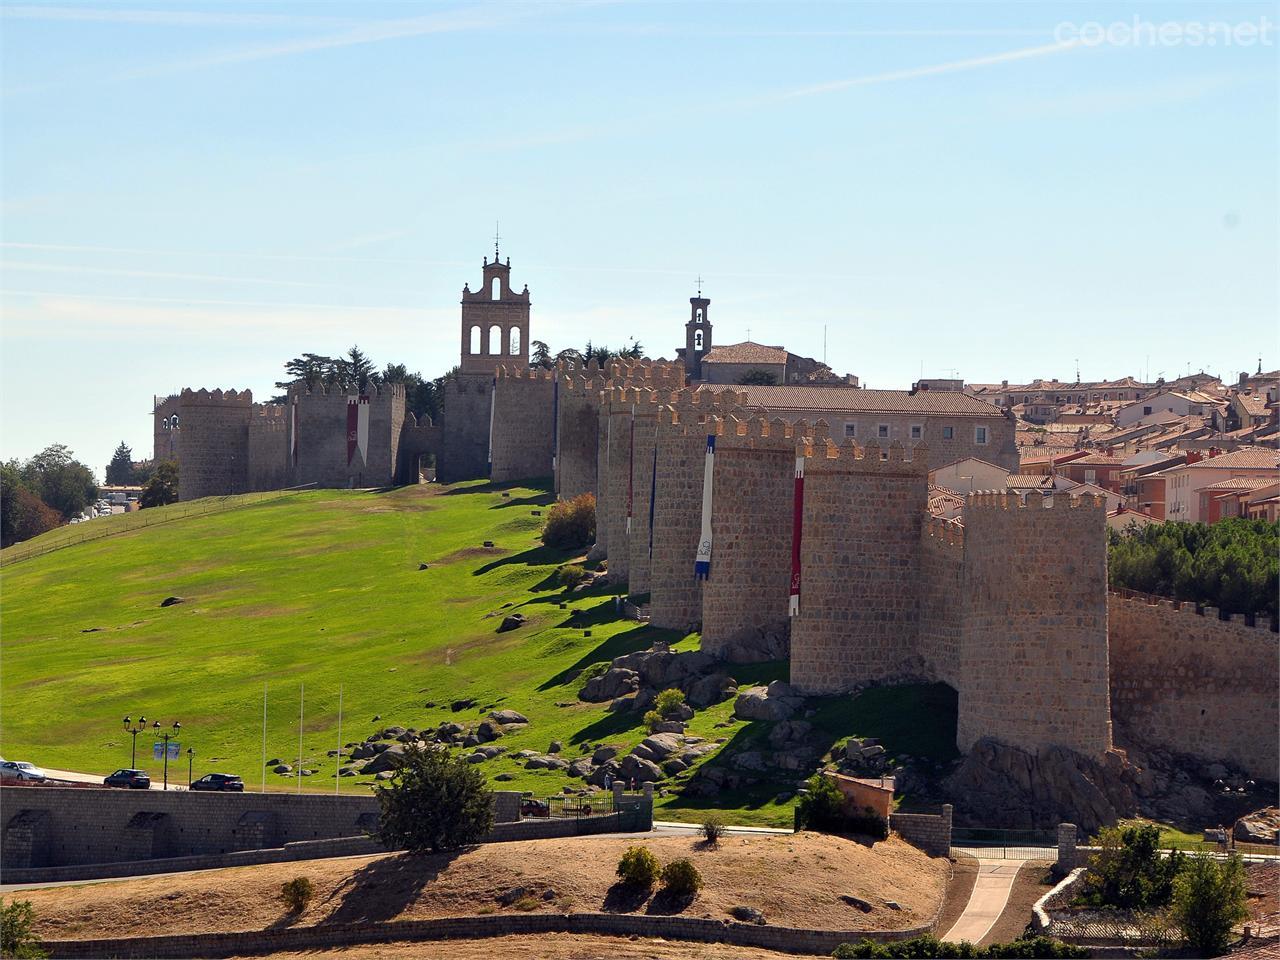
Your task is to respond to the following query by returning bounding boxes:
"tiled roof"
[1006,474,1054,489]
[701,341,789,365]
[735,385,1005,417]
[1182,448,1280,470]
[1201,476,1278,491]
[1065,453,1125,466]
[1236,393,1270,416]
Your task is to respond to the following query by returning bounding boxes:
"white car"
[0,760,48,782]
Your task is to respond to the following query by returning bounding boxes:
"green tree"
[139,461,179,508]
[737,369,778,385]
[374,743,494,853]
[1,463,62,548]
[1170,854,1248,957]
[19,445,96,519]
[795,773,846,832]
[1080,823,1182,910]
[0,898,47,959]
[337,345,378,391]
[105,443,134,486]
[530,340,552,369]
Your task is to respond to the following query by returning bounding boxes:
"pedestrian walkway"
[942,859,1020,944]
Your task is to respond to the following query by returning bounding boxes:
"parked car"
[190,773,245,792]
[104,768,151,789]
[0,760,47,782]
[520,797,550,818]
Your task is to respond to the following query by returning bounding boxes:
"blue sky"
[2,0,1276,479]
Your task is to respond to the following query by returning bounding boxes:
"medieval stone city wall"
[556,366,610,501]
[918,518,964,689]
[153,395,181,464]
[172,389,254,501]
[396,411,442,484]
[602,390,638,585]
[790,440,930,694]
[700,416,815,661]
[287,383,403,489]
[1108,595,1278,780]
[246,405,289,492]
[957,492,1112,758]
[626,396,662,595]
[489,366,555,483]
[440,374,492,482]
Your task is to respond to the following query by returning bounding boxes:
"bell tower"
[685,283,712,381]
[460,234,531,375]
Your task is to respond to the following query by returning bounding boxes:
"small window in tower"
[488,325,502,355]
[696,309,703,322]
[509,327,521,356]
[694,330,704,351]
[469,325,481,355]
[491,277,501,300]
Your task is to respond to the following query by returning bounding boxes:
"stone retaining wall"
[43,911,935,959]
[888,804,952,858]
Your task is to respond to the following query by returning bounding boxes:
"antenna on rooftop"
[1075,358,1080,383]
[493,221,501,260]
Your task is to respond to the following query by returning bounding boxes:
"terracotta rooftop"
[1006,474,1055,489]
[735,385,1005,417]
[1236,393,1271,416]
[1064,453,1126,466]
[1180,448,1280,470]
[1200,476,1279,491]
[701,341,789,365]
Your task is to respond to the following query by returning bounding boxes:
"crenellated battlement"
[924,515,965,548]
[706,414,829,449]
[496,364,556,381]
[179,387,254,405]
[286,381,405,401]
[1109,591,1277,634]
[608,359,686,385]
[798,438,930,472]
[253,403,286,420]
[966,489,1107,511]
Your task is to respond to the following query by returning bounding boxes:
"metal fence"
[546,795,617,818]
[952,827,1057,860]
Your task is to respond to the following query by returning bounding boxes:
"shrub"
[374,743,494,853]
[616,845,661,887]
[845,806,889,841]
[701,815,725,845]
[0,899,47,960]
[541,494,596,550]
[554,563,588,589]
[654,688,686,717]
[660,857,703,897]
[512,896,541,911]
[796,774,846,832]
[280,877,314,912]
[1170,853,1248,957]
[643,709,665,733]
[830,935,1085,959]
[1080,822,1182,909]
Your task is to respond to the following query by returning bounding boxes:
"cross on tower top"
[493,221,501,260]
[696,275,703,297]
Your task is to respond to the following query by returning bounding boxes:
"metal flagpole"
[335,684,343,796]
[261,682,267,794]
[297,683,304,795]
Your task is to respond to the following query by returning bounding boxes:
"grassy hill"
[1,482,957,827]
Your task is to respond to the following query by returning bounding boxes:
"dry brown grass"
[234,933,801,959]
[26,833,947,940]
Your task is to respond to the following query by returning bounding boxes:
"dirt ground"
[26,833,948,940]
[978,860,1054,947]
[234,933,806,959]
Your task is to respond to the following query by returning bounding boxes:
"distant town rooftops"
[701,341,791,365]
[1180,447,1280,470]
[733,385,1005,417]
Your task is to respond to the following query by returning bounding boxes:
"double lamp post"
[122,716,182,790]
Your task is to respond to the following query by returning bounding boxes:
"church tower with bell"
[685,283,712,381]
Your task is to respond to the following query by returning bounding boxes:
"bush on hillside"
[0,899,47,959]
[374,743,493,854]
[660,857,702,897]
[616,845,661,887]
[1108,517,1278,617]
[795,774,846,832]
[701,815,725,845]
[140,460,179,509]
[1170,854,1248,957]
[553,563,588,589]
[654,688,686,716]
[280,876,314,912]
[541,494,595,550]
[1079,822,1182,910]
[831,935,1087,959]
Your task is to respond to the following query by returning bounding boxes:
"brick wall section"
[889,804,952,858]
[918,519,964,688]
[648,408,708,630]
[790,441,929,694]
[489,367,555,483]
[957,492,1112,757]
[287,383,404,489]
[247,406,289,492]
[172,389,253,500]
[700,417,809,658]
[602,390,637,585]
[440,374,493,482]
[626,400,661,594]
[1108,595,1278,780]
[43,909,935,959]
[555,369,608,500]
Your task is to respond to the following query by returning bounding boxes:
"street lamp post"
[151,720,181,791]
[187,747,194,788]
[122,716,148,768]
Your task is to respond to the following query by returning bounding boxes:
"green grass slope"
[1,482,956,827]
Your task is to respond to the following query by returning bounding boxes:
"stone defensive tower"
[287,382,406,489]
[489,365,555,483]
[155,389,255,501]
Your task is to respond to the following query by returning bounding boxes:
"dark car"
[520,797,549,818]
[104,769,150,789]
[190,773,245,792]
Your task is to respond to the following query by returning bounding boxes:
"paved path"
[39,766,188,791]
[942,859,1021,944]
